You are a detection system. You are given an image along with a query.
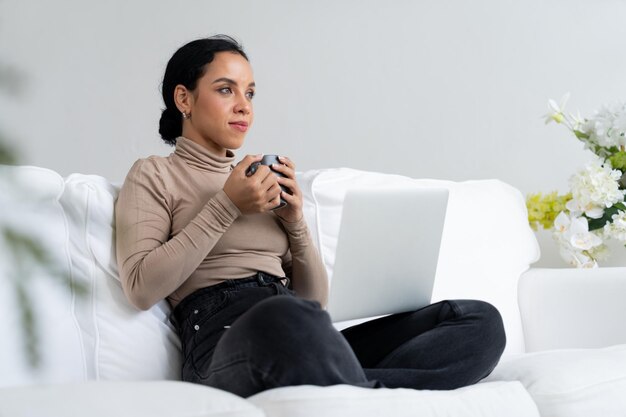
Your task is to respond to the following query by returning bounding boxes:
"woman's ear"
[174,84,192,115]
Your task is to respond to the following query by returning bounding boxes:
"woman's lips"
[229,122,248,132]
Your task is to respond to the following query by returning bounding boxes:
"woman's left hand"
[272,156,303,223]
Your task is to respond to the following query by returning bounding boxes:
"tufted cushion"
[297,168,540,354]
[59,173,181,380]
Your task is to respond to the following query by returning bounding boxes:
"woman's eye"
[246,91,255,99]
[218,87,232,94]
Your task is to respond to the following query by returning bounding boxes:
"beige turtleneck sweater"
[115,137,326,310]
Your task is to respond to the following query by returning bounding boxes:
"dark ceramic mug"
[246,155,288,209]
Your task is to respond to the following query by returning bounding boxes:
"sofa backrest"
[0,165,539,386]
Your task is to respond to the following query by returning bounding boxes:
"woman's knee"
[450,300,506,352]
[230,296,330,346]
[211,295,368,393]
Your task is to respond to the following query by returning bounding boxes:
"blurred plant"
[0,61,84,368]
[0,139,17,164]
[0,63,22,165]
[0,226,86,368]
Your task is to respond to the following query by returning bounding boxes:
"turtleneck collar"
[174,136,235,173]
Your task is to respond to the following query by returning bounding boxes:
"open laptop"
[325,187,449,322]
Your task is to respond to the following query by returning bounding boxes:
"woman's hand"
[272,156,304,223]
[223,154,283,214]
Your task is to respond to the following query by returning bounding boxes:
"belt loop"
[257,272,266,285]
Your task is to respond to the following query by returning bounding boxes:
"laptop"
[325,187,449,322]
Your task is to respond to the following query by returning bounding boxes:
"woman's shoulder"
[126,154,175,176]
[122,154,180,192]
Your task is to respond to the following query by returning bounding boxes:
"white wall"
[2,0,626,265]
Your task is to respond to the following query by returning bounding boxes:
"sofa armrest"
[519,267,626,352]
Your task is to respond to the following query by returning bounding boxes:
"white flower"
[588,242,611,261]
[571,110,585,131]
[565,198,604,219]
[581,102,626,149]
[558,245,598,268]
[570,229,603,250]
[544,93,571,125]
[553,211,570,233]
[567,159,625,217]
[604,210,626,242]
[568,215,602,249]
[552,211,602,268]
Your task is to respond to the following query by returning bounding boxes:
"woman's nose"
[234,95,251,115]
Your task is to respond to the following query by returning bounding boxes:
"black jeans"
[172,272,506,397]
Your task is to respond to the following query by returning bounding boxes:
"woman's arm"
[272,156,329,306]
[115,159,241,310]
[281,219,329,307]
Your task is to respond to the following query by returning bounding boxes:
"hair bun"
[158,107,181,146]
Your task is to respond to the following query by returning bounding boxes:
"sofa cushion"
[297,168,540,354]
[59,173,182,381]
[484,344,626,416]
[0,380,263,417]
[249,381,539,417]
[0,165,86,386]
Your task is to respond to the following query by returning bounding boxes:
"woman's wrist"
[276,212,303,223]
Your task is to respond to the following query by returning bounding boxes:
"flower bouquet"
[528,94,626,268]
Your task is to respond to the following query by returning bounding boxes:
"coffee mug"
[246,154,288,209]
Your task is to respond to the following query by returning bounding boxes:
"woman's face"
[180,51,255,156]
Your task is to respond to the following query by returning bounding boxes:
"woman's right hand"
[223,154,283,214]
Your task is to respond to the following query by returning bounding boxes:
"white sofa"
[1,164,625,417]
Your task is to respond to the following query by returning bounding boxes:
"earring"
[182,111,189,120]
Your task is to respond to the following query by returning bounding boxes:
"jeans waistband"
[172,272,288,324]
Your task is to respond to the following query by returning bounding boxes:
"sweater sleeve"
[280,217,329,306]
[115,159,241,310]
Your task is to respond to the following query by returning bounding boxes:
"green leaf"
[2,225,87,369]
[573,130,589,139]
[15,280,40,368]
[3,228,48,264]
[587,204,626,231]
[0,137,17,165]
[610,152,626,171]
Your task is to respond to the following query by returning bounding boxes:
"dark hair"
[158,35,248,145]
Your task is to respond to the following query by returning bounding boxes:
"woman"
[115,35,506,398]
